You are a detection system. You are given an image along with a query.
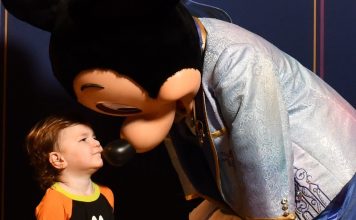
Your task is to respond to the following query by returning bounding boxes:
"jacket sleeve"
[211,45,295,219]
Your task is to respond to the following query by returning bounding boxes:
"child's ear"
[49,152,66,169]
[158,68,201,110]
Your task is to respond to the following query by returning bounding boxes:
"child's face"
[57,124,103,173]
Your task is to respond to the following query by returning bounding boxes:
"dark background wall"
[1,1,355,220]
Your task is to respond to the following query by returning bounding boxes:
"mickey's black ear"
[67,0,181,19]
[2,0,182,32]
[1,0,63,32]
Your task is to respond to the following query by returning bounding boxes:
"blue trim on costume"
[314,173,356,220]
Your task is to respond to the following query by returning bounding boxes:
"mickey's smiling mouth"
[96,102,142,115]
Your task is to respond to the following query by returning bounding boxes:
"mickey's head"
[4,0,204,154]
[3,0,202,98]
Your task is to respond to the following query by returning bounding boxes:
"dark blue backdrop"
[1,1,355,220]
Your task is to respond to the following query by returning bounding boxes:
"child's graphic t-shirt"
[36,182,115,220]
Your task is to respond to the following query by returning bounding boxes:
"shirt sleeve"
[36,188,72,220]
[99,185,115,209]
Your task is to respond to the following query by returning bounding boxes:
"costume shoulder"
[99,185,114,208]
[201,18,284,58]
[36,187,72,220]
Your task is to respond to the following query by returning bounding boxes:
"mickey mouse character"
[3,0,356,219]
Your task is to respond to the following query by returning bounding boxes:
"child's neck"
[58,176,94,196]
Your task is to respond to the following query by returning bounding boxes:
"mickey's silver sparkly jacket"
[197,18,356,219]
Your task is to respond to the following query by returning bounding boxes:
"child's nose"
[92,138,101,147]
[92,139,103,152]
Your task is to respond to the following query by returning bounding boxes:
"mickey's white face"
[73,68,201,153]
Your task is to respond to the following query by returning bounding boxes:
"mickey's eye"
[80,83,104,91]
[96,102,142,115]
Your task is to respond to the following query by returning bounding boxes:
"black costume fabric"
[2,0,203,97]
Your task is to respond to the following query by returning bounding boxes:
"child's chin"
[93,159,104,169]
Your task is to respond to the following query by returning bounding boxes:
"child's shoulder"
[42,186,70,202]
[36,187,72,219]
